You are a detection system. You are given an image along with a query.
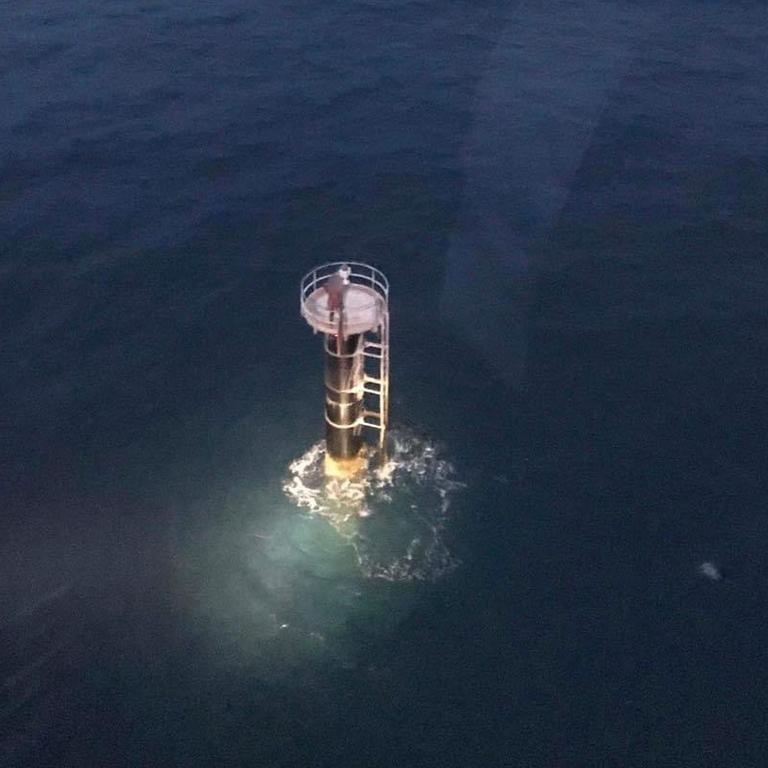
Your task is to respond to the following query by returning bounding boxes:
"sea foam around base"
[283,428,464,582]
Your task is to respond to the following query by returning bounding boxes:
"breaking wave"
[283,428,464,581]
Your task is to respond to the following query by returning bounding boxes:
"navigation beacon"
[300,262,390,478]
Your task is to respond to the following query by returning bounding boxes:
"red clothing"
[324,273,345,313]
[323,273,346,349]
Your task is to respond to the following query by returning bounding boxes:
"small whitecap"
[699,561,722,581]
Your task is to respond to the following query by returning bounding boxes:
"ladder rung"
[359,322,388,435]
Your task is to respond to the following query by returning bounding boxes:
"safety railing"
[300,261,389,312]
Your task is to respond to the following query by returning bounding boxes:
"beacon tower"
[300,262,390,477]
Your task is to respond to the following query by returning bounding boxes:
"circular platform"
[302,283,384,336]
[300,262,388,336]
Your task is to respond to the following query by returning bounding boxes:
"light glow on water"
[283,428,464,582]
[176,428,464,676]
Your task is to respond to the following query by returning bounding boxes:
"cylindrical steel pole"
[324,332,363,461]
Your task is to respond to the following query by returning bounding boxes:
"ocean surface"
[2,1,768,766]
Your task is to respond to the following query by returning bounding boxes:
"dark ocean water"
[3,1,768,766]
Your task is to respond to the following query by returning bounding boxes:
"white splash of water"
[283,429,464,582]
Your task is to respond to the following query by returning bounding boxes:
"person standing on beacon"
[323,264,351,350]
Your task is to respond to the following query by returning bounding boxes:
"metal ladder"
[360,303,389,449]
